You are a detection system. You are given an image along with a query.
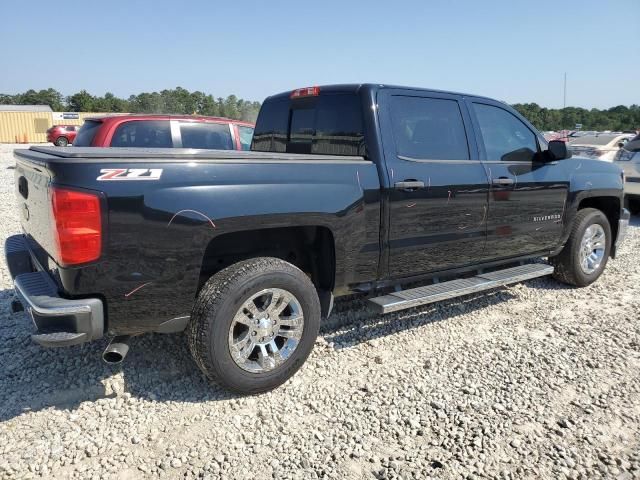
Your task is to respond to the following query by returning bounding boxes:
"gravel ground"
[0,143,639,480]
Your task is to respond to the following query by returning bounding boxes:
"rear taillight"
[290,86,320,99]
[51,187,102,266]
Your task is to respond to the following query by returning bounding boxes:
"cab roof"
[83,114,254,127]
[265,83,497,103]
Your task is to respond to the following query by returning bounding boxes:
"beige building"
[0,105,104,143]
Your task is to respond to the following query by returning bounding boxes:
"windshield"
[73,120,102,146]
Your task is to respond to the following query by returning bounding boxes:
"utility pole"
[563,73,567,131]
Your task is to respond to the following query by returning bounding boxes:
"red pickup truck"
[73,114,255,150]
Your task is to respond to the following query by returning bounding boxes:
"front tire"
[54,136,68,147]
[187,257,320,394]
[550,208,611,287]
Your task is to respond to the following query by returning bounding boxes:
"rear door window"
[388,96,470,160]
[252,93,365,156]
[111,120,173,148]
[179,122,234,150]
[73,120,102,146]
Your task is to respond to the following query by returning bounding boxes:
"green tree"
[67,90,96,112]
[224,95,240,119]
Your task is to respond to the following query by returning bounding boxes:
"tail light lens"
[290,86,320,99]
[51,187,102,266]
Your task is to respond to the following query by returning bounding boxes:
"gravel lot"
[0,143,639,480]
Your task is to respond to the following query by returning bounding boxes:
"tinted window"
[111,120,172,148]
[313,95,365,156]
[473,103,537,162]
[252,94,365,156]
[179,122,233,150]
[73,120,102,146]
[251,100,289,153]
[389,96,469,160]
[289,108,315,153]
[237,125,254,151]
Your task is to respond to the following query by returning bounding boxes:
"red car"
[73,114,255,150]
[46,125,80,146]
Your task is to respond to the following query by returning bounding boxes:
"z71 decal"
[97,168,163,181]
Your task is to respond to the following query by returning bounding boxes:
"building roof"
[0,105,53,112]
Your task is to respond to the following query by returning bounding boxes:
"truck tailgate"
[14,155,56,257]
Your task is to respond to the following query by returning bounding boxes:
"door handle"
[492,177,514,186]
[394,180,425,190]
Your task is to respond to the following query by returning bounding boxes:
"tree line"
[512,103,639,132]
[0,88,262,123]
[1,88,639,131]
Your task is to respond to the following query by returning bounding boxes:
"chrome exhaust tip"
[102,335,131,364]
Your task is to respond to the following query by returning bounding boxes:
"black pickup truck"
[6,84,630,393]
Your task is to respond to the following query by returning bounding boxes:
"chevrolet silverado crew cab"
[6,84,630,394]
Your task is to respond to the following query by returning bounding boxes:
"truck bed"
[12,144,382,337]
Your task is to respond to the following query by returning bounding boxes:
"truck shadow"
[0,278,543,421]
[0,288,237,422]
[322,287,519,348]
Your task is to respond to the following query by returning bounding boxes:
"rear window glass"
[111,120,172,148]
[73,120,102,146]
[389,96,469,160]
[179,122,233,150]
[237,125,254,151]
[251,94,365,156]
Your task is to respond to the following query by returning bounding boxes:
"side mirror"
[617,141,625,148]
[547,140,571,161]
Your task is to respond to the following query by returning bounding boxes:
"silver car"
[614,134,640,214]
[570,133,634,162]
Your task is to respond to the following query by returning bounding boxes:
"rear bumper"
[5,234,104,347]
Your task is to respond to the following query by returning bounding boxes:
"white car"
[569,133,634,162]
[614,135,640,215]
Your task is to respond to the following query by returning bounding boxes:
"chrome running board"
[368,264,554,314]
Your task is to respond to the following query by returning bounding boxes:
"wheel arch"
[197,225,336,310]
[577,195,621,256]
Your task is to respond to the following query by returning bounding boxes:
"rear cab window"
[74,120,102,146]
[251,91,366,156]
[111,120,172,148]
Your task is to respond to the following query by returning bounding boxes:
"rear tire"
[550,208,611,287]
[187,257,320,394]
[627,197,640,215]
[54,136,68,147]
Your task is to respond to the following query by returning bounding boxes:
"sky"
[1,0,638,109]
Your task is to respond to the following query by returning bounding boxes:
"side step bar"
[368,264,554,314]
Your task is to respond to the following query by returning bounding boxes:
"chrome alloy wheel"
[579,224,606,275]
[228,288,304,373]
